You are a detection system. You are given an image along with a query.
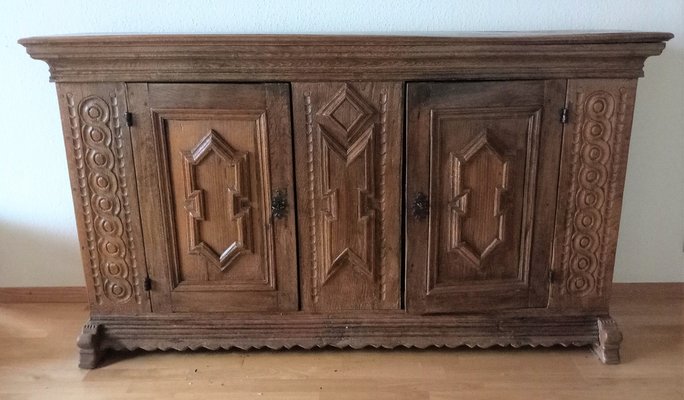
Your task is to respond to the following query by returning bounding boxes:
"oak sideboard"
[20,32,672,368]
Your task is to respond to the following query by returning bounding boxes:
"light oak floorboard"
[0,283,682,399]
[0,287,86,303]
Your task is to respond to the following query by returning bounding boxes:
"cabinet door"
[292,82,403,311]
[129,83,298,313]
[406,81,565,314]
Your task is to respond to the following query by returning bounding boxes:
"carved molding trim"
[378,90,389,301]
[67,92,141,305]
[21,33,671,82]
[304,92,319,303]
[561,88,628,297]
[88,314,600,366]
[106,337,595,353]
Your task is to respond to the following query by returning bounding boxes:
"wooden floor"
[0,284,682,399]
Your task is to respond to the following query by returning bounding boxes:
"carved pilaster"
[554,79,637,310]
[58,83,149,314]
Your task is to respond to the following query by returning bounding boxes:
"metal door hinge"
[125,112,133,127]
[560,107,569,124]
[143,276,151,291]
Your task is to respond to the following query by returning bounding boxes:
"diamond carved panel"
[330,100,361,131]
[182,129,252,271]
[448,129,510,266]
[318,85,375,147]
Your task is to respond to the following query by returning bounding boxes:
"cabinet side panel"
[292,82,402,311]
[550,79,637,312]
[55,83,150,314]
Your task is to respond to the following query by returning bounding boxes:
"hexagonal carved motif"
[448,129,510,266]
[182,130,252,271]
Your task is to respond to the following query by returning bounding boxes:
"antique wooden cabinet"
[20,32,671,368]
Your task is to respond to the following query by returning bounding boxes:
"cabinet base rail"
[77,314,621,368]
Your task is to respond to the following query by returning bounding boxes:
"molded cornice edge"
[19,32,673,82]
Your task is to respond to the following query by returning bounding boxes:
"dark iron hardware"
[271,190,288,219]
[412,192,430,220]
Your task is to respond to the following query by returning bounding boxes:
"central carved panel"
[182,129,252,271]
[294,81,402,311]
[316,85,377,285]
[449,130,510,266]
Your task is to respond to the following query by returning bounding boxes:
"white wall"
[1,0,682,286]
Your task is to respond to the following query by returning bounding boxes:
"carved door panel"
[129,83,298,313]
[406,81,565,314]
[292,82,403,311]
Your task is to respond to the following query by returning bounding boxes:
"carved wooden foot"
[77,322,103,369]
[592,317,622,364]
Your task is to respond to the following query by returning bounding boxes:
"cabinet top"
[20,32,672,82]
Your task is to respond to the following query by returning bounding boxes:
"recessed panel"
[160,113,272,289]
[430,109,539,289]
